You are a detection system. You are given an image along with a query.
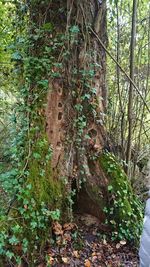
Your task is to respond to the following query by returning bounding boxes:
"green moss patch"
[99,152,143,242]
[27,135,64,209]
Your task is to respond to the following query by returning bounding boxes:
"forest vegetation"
[0,0,150,266]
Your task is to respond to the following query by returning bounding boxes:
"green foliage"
[0,202,61,264]
[100,152,143,242]
[0,1,67,264]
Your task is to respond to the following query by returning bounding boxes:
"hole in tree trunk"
[58,112,63,120]
[58,102,63,108]
[58,88,62,95]
[56,141,61,148]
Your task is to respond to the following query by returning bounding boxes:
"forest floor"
[45,214,139,267]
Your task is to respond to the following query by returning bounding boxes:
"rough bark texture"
[45,0,108,220]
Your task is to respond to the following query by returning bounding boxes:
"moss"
[26,134,64,209]
[99,152,143,241]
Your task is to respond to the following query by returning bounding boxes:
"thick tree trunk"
[44,0,108,219]
[26,0,142,238]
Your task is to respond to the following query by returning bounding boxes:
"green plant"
[100,152,143,242]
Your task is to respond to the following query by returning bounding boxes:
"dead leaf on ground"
[120,240,127,245]
[116,243,121,249]
[63,222,77,231]
[52,221,63,235]
[62,257,69,264]
[73,250,80,258]
[84,259,91,267]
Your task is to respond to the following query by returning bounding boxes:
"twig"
[90,27,150,113]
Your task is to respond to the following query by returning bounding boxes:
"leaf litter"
[42,214,139,267]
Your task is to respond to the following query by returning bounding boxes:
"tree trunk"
[25,0,142,227]
[41,0,109,220]
[126,0,137,175]
[6,0,141,249]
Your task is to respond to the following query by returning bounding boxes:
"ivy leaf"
[70,25,79,33]
[9,235,19,245]
[108,185,113,191]
[37,79,49,88]
[33,152,41,159]
[41,22,53,31]
[11,51,22,61]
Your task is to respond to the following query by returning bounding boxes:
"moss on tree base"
[99,152,143,241]
[27,134,64,209]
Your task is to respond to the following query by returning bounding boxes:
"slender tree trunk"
[116,2,125,161]
[126,0,137,175]
[133,6,150,177]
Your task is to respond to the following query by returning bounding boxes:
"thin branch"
[90,27,150,113]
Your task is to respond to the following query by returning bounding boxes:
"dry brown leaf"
[73,250,79,258]
[52,221,63,235]
[92,252,97,256]
[84,259,91,267]
[63,222,77,231]
[62,257,68,264]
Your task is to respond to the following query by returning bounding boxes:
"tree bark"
[126,0,137,175]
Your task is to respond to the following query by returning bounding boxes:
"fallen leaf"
[63,222,77,231]
[92,252,97,256]
[84,259,91,267]
[73,250,79,258]
[120,240,126,245]
[62,257,68,264]
[103,238,107,245]
[52,221,63,235]
[116,243,121,249]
